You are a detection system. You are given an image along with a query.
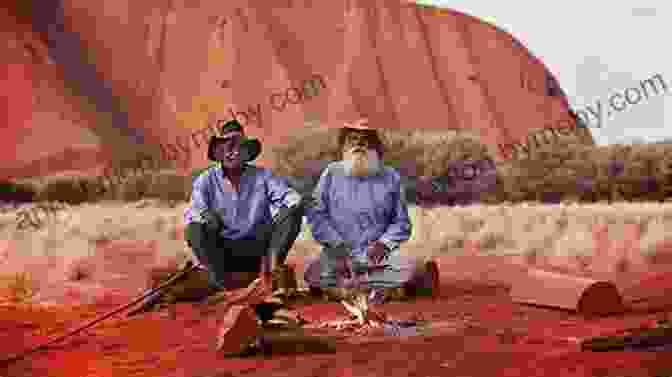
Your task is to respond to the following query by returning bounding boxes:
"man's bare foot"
[203,277,273,307]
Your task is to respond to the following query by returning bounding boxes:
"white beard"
[343,148,382,177]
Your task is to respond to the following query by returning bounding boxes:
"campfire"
[315,288,389,334]
[310,285,427,338]
[214,271,430,357]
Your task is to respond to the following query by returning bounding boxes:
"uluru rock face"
[0,3,153,180]
[1,0,594,179]
[0,7,36,178]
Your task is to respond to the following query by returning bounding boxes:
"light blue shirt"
[306,161,412,258]
[184,164,302,240]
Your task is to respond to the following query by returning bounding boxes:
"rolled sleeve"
[306,166,345,247]
[184,173,211,225]
[378,179,412,251]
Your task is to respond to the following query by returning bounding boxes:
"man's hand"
[367,241,388,265]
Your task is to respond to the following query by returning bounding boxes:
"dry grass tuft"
[0,271,39,303]
[7,127,672,206]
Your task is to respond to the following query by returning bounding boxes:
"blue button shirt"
[306,161,412,258]
[184,164,302,240]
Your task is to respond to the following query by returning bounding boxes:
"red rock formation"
[1,0,594,179]
[0,5,108,180]
[0,8,35,177]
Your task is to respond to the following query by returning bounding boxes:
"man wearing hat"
[183,119,306,300]
[304,119,439,303]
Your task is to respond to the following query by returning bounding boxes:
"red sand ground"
[3,237,672,377]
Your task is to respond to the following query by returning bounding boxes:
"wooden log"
[510,268,624,317]
[255,330,338,355]
[582,323,672,352]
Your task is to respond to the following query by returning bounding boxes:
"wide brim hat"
[342,118,376,131]
[207,119,261,162]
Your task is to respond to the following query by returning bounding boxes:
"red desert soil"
[2,240,672,377]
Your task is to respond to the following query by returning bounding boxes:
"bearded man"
[304,119,439,302]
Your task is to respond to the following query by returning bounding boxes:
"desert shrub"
[21,126,672,205]
[272,127,467,178]
[573,176,597,202]
[415,158,500,206]
[422,137,490,177]
[36,177,92,204]
[0,180,37,202]
[271,127,341,177]
[143,172,191,202]
[16,166,192,204]
[116,175,154,202]
[74,176,111,202]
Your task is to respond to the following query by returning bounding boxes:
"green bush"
[36,178,92,205]
[144,172,191,202]
[0,180,37,202]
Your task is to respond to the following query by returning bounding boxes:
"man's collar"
[217,163,252,179]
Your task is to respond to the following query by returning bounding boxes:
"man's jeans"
[185,206,304,290]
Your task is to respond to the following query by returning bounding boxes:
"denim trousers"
[185,206,304,290]
[312,251,425,290]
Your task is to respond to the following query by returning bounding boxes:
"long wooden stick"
[0,262,199,367]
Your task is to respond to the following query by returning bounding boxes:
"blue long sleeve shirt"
[306,161,412,258]
[184,164,302,240]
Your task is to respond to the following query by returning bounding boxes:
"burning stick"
[332,268,389,333]
[213,258,276,353]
